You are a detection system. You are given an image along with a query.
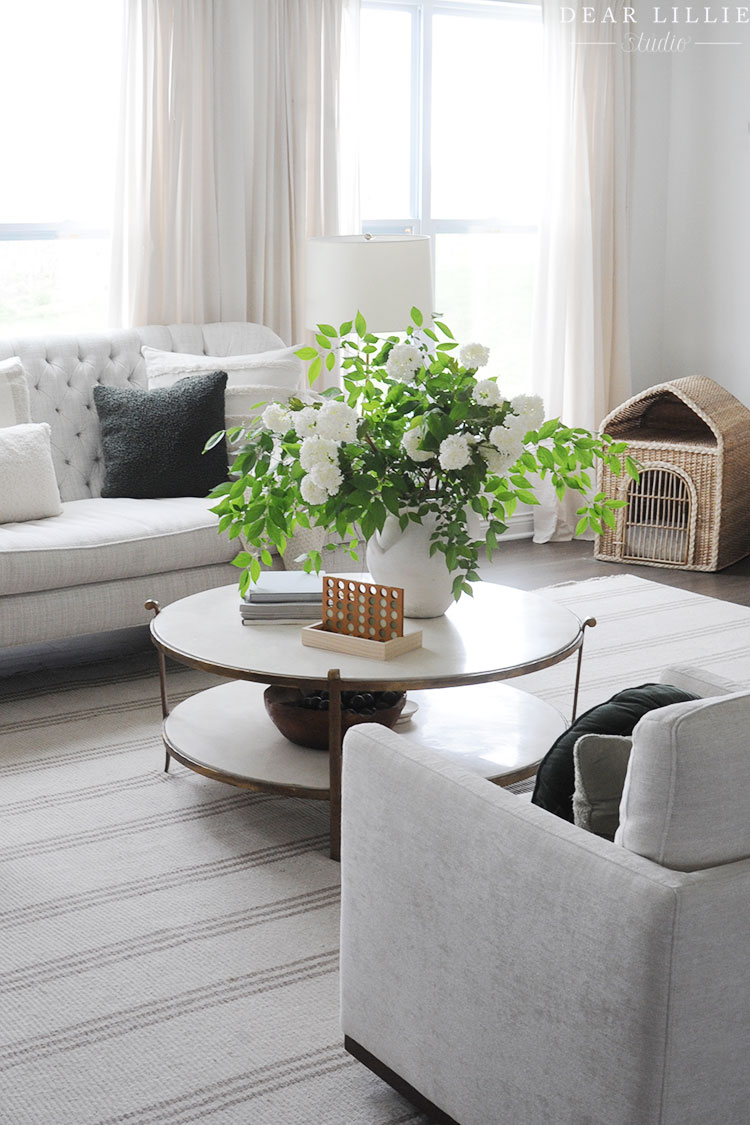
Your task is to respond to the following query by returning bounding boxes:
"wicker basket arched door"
[622,465,696,567]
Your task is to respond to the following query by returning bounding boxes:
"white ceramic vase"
[365,514,455,618]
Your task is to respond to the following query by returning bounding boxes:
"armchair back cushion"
[616,691,750,870]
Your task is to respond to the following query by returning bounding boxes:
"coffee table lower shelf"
[161,680,565,807]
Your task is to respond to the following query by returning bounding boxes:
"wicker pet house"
[595,376,750,572]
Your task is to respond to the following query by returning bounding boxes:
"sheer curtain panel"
[530,0,632,542]
[110,0,359,340]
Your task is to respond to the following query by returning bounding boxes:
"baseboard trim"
[480,509,534,542]
[344,1036,461,1125]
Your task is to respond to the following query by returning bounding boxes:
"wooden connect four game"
[322,577,405,641]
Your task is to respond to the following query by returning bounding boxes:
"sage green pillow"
[572,734,634,841]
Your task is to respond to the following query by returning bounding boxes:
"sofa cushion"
[573,733,634,840]
[531,683,697,822]
[142,344,303,391]
[0,496,236,595]
[0,423,63,525]
[616,691,750,871]
[94,371,228,499]
[0,357,31,427]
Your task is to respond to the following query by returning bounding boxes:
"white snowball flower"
[471,379,503,408]
[459,342,490,369]
[402,424,433,463]
[438,434,472,471]
[299,475,329,506]
[310,460,344,496]
[489,424,524,462]
[299,435,338,471]
[294,405,319,438]
[511,394,545,433]
[261,402,291,434]
[386,343,423,382]
[480,445,514,477]
[315,400,358,443]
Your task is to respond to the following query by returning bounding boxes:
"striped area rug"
[1,574,749,1124]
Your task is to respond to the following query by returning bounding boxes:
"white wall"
[629,27,750,407]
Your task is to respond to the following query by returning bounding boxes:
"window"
[360,0,543,394]
[0,1,123,337]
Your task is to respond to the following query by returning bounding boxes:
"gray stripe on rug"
[0,951,340,1073]
[0,886,341,993]
[0,791,273,863]
[0,833,329,929]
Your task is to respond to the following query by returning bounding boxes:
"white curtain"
[110,0,359,341]
[530,0,632,542]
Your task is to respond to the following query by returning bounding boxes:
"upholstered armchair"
[340,667,750,1125]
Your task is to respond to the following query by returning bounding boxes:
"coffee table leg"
[328,668,343,862]
[146,599,172,772]
[571,617,597,720]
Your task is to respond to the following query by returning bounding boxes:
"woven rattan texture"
[596,377,750,571]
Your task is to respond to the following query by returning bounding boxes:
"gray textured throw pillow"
[573,734,634,841]
[94,371,228,498]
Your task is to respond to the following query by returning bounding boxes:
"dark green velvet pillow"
[94,371,228,498]
[531,683,697,822]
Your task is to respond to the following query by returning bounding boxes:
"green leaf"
[308,355,322,385]
[355,310,367,337]
[325,350,336,371]
[436,341,459,351]
[601,507,617,529]
[625,456,640,480]
[203,430,226,452]
[339,320,353,336]
[538,419,558,440]
[575,516,590,536]
[411,306,423,327]
[434,320,454,340]
[260,548,273,566]
[231,551,254,568]
[296,346,318,360]
[318,323,338,337]
[250,556,262,583]
[315,333,332,349]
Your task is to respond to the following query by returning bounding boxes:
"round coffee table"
[148,581,594,859]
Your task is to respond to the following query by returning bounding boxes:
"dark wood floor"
[479,538,750,607]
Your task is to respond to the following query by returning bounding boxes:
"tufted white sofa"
[0,322,288,660]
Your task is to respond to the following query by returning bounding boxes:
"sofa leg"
[344,1036,461,1125]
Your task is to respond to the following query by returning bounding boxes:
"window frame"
[361,0,542,256]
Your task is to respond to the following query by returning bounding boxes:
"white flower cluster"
[402,423,433,463]
[386,343,423,383]
[438,434,472,471]
[511,394,545,434]
[471,378,503,408]
[260,401,291,433]
[299,435,343,504]
[459,342,490,370]
[286,399,358,506]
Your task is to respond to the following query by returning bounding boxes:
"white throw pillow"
[0,357,31,427]
[0,423,62,524]
[142,345,303,391]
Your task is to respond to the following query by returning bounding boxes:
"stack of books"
[240,570,324,625]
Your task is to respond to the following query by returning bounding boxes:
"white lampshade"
[306,235,433,334]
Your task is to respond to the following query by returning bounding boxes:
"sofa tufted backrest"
[0,323,285,501]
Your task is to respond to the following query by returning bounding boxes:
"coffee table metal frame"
[147,583,595,860]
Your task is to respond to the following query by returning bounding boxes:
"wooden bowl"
[264,686,406,750]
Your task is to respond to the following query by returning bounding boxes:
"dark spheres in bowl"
[264,686,406,750]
